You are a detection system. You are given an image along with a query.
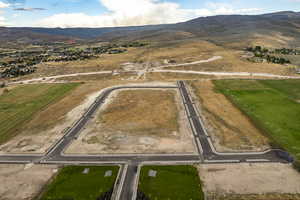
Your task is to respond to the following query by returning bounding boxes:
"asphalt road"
[0,82,293,200]
[177,81,290,163]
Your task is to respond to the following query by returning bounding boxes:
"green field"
[0,83,79,144]
[138,165,204,200]
[40,166,119,200]
[213,79,300,161]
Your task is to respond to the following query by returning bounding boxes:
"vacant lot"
[0,164,58,200]
[139,165,204,200]
[0,79,148,153]
[67,88,195,154]
[40,166,119,200]
[190,80,269,152]
[100,90,178,136]
[214,79,300,160]
[0,83,79,145]
[198,163,300,199]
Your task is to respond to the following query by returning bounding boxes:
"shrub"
[293,160,300,172]
[3,88,9,93]
[0,82,5,88]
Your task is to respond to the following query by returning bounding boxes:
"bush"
[3,88,9,94]
[0,82,5,88]
[293,160,300,172]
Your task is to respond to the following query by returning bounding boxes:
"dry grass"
[189,80,269,152]
[14,47,148,80]
[12,39,296,82]
[19,79,143,135]
[171,48,293,75]
[99,89,179,136]
[66,86,196,154]
[136,40,218,64]
[0,78,141,153]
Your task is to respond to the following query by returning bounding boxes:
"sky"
[0,0,299,28]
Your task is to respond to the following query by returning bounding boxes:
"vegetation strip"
[138,165,204,200]
[39,166,119,200]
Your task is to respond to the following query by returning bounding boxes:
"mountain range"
[1,11,300,48]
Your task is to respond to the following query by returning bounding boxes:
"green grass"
[40,166,119,200]
[138,165,204,200]
[0,83,79,144]
[213,79,300,161]
[258,79,300,99]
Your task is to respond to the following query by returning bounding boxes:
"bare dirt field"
[0,164,57,200]
[66,87,196,154]
[0,78,141,154]
[198,163,300,200]
[189,80,270,152]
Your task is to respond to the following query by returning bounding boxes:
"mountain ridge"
[1,11,300,47]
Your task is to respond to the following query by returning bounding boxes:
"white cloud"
[0,16,8,26]
[0,1,9,8]
[0,1,9,26]
[37,0,262,28]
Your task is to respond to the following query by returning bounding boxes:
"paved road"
[0,82,294,200]
[0,154,42,164]
[177,80,290,163]
[44,85,178,159]
[119,163,139,200]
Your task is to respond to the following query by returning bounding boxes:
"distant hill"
[1,11,300,48]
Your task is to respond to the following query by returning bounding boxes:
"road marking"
[204,159,240,163]
[246,159,270,162]
[115,164,128,200]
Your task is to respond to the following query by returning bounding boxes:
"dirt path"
[154,70,300,79]
[157,56,223,69]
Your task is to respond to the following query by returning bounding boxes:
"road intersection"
[0,81,291,200]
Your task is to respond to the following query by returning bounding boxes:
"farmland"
[0,83,79,144]
[214,79,300,161]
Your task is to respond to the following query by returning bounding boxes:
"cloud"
[37,0,262,28]
[4,0,25,6]
[0,1,9,8]
[14,7,46,11]
[0,1,9,26]
[0,16,8,26]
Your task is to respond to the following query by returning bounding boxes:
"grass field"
[138,165,204,200]
[0,83,79,144]
[213,79,300,161]
[40,166,119,200]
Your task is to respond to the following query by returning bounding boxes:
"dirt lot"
[0,164,57,200]
[66,86,196,154]
[189,80,269,152]
[0,78,141,154]
[198,163,300,200]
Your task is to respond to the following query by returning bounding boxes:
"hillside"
[1,11,300,48]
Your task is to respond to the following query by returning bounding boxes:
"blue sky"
[0,0,299,27]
